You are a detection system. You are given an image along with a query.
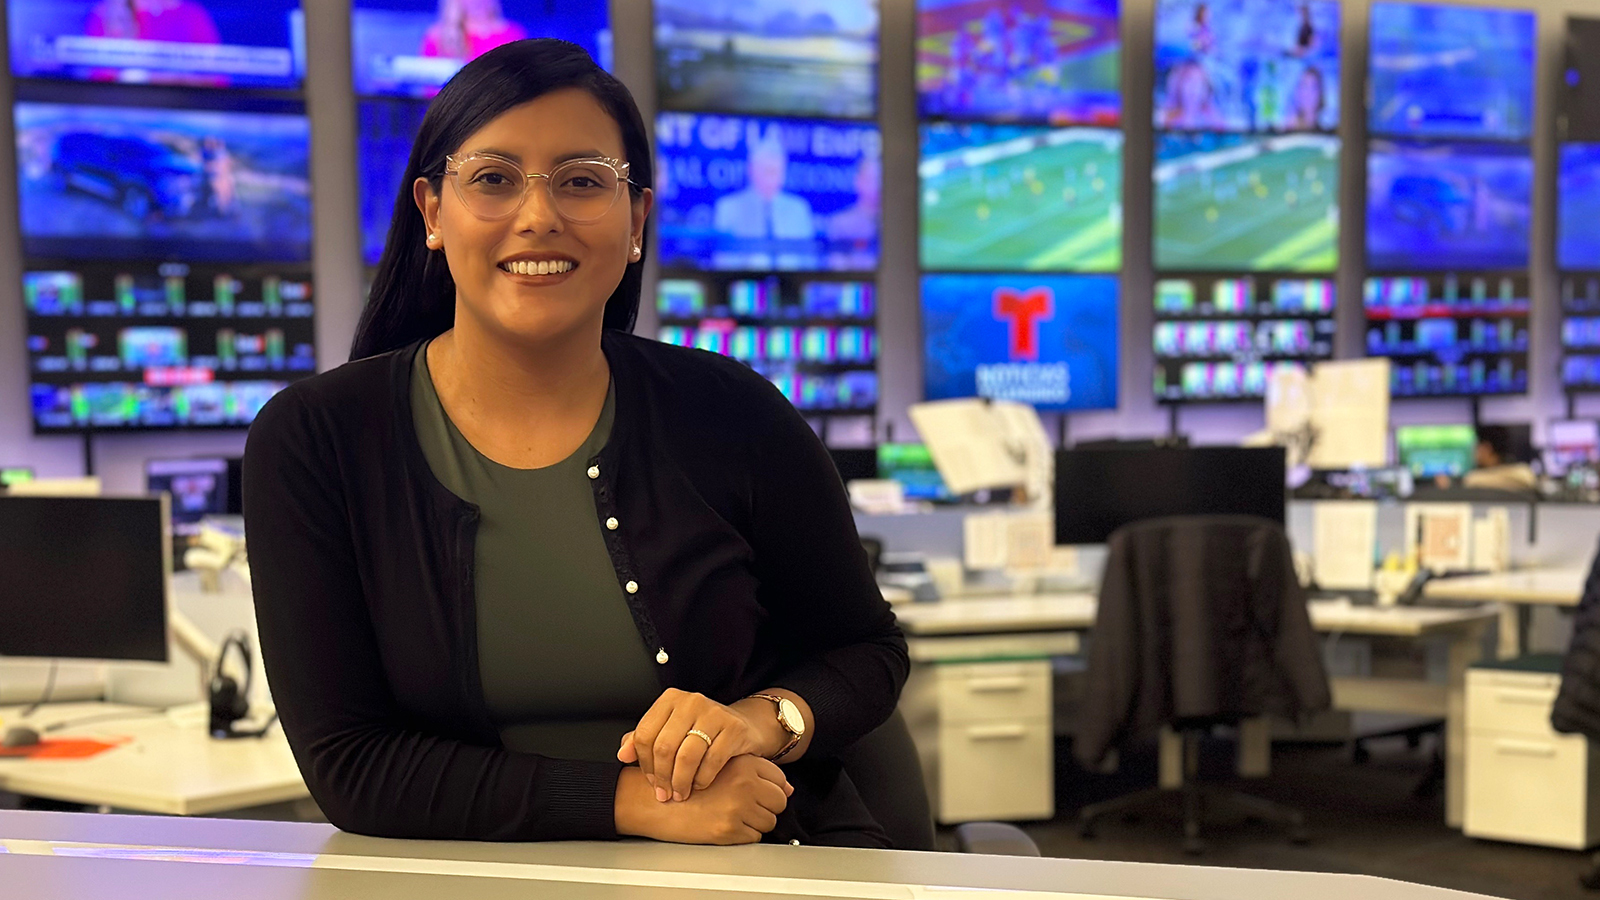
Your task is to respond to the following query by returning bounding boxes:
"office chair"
[837,708,1041,856]
[1074,515,1331,854]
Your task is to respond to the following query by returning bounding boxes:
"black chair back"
[834,708,937,851]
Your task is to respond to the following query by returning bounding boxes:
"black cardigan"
[241,333,908,842]
[1554,540,1600,738]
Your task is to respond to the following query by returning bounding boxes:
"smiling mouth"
[499,259,577,276]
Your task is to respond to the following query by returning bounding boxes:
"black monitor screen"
[828,448,878,483]
[1055,445,1286,544]
[0,496,168,662]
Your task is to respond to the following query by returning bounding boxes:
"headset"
[208,631,277,740]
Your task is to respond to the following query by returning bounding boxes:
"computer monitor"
[877,443,951,502]
[0,467,34,488]
[1546,420,1600,475]
[146,458,233,537]
[0,496,169,662]
[1054,446,1286,545]
[1394,424,1477,478]
[828,448,878,484]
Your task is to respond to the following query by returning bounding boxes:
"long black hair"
[351,39,651,361]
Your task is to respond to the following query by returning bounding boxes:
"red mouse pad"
[0,737,131,759]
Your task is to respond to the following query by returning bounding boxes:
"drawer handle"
[966,724,1028,741]
[1494,689,1553,707]
[966,677,1027,694]
[1494,739,1556,758]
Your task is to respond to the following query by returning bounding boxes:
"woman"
[243,40,906,847]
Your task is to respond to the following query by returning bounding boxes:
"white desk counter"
[1423,567,1587,657]
[0,809,1505,900]
[0,703,306,816]
[892,596,1496,828]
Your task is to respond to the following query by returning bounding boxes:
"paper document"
[1308,359,1390,470]
[1471,508,1511,573]
[908,399,1027,495]
[1405,503,1474,572]
[1313,501,1377,590]
[963,512,1010,571]
[1005,511,1054,570]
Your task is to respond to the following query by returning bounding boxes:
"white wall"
[2,0,1600,492]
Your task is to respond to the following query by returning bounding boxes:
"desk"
[0,703,307,816]
[0,809,1504,900]
[893,597,1497,828]
[1423,567,1586,658]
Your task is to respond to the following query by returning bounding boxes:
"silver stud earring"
[630,244,641,260]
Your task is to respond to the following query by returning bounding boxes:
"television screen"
[1364,273,1529,396]
[15,100,312,263]
[877,443,951,501]
[146,457,229,536]
[1368,2,1535,141]
[1366,139,1532,272]
[1545,420,1600,475]
[1395,424,1477,478]
[916,0,1121,126]
[1560,143,1600,271]
[8,0,305,88]
[920,122,1122,271]
[1562,276,1600,391]
[351,0,611,98]
[1153,131,1338,271]
[655,0,877,118]
[25,262,316,432]
[357,98,429,265]
[1152,274,1335,402]
[655,113,881,272]
[1153,0,1340,133]
[654,274,877,413]
[1563,17,1600,142]
[921,273,1118,411]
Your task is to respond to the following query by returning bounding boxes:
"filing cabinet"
[1464,659,1600,849]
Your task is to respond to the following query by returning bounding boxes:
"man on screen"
[713,130,816,241]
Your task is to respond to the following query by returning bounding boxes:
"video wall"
[354,1,613,266]
[915,0,1123,411]
[1560,19,1600,393]
[1362,2,1535,398]
[653,2,882,416]
[1150,0,1340,402]
[7,0,317,432]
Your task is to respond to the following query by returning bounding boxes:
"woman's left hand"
[618,689,782,804]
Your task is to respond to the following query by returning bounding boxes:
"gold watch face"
[777,698,805,736]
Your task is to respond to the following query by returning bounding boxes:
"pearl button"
[605,517,619,531]
[625,580,638,594]
[587,465,599,479]
[656,648,669,665]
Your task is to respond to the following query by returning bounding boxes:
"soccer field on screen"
[920,125,1122,271]
[1154,132,1339,272]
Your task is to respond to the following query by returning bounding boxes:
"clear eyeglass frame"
[442,153,639,224]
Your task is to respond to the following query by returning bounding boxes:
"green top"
[411,342,660,761]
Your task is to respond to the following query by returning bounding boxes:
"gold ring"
[687,728,714,747]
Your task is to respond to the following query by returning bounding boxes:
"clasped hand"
[618,688,783,802]
[614,689,794,845]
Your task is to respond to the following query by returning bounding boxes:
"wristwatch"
[749,693,805,761]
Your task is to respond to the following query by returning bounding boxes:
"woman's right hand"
[615,755,792,845]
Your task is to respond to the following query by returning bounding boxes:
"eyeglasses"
[442,153,639,223]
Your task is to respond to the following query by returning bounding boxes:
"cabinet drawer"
[936,661,1051,724]
[1464,731,1596,850]
[1467,671,1560,737]
[937,719,1053,823]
